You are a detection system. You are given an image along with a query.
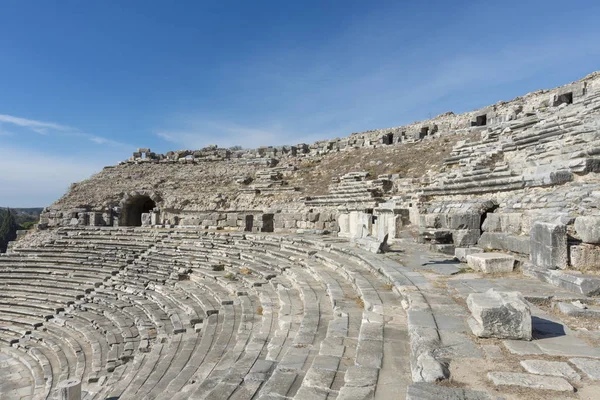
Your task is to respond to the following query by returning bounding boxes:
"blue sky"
[1,0,600,207]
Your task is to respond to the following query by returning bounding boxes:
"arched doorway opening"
[121,195,157,227]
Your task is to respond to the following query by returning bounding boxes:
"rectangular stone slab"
[488,372,574,392]
[466,253,515,273]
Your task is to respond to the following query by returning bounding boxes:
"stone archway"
[119,192,161,227]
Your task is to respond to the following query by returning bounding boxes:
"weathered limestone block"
[406,383,496,400]
[570,244,600,271]
[497,213,523,234]
[430,244,455,255]
[308,212,320,222]
[466,253,514,274]
[467,289,532,340]
[151,211,160,226]
[574,216,600,244]
[58,379,81,400]
[452,229,481,247]
[141,213,152,227]
[481,213,501,232]
[520,360,580,381]
[455,247,483,262]
[478,232,530,255]
[530,221,567,270]
[420,214,441,228]
[355,234,388,254]
[487,372,573,392]
[226,213,238,226]
[418,229,453,244]
[523,263,600,296]
[446,212,481,230]
[88,212,102,226]
[556,301,600,318]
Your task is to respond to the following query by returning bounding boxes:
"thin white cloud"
[155,28,600,150]
[0,113,131,148]
[0,114,72,134]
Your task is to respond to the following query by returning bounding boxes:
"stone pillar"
[58,379,81,400]
[141,213,152,227]
[151,211,160,226]
[530,221,568,270]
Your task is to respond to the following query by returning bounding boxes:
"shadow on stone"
[532,316,566,339]
[421,259,461,266]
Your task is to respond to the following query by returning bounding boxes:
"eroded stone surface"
[488,371,574,392]
[575,216,600,244]
[467,289,532,340]
[406,383,496,400]
[520,360,580,381]
[569,358,600,380]
[466,253,514,274]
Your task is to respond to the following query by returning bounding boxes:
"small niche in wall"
[476,114,487,126]
[382,133,394,145]
[553,92,573,107]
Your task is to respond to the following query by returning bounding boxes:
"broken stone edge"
[345,246,449,383]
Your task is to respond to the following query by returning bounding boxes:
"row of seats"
[0,227,412,399]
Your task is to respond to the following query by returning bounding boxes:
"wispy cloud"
[0,113,131,148]
[154,25,600,150]
[0,114,71,134]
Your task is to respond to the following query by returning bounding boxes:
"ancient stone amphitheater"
[3,72,600,399]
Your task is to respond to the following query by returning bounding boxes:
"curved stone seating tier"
[0,345,48,398]
[0,227,418,399]
[428,96,600,197]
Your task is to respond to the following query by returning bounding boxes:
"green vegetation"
[0,208,42,252]
[0,209,18,253]
[20,221,37,230]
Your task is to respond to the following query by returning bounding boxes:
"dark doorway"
[262,214,274,232]
[121,196,156,226]
[382,133,394,145]
[245,215,254,232]
[554,92,573,107]
[476,114,487,126]
[419,127,429,139]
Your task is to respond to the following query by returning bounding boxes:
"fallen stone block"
[467,289,532,340]
[523,264,600,296]
[477,232,530,255]
[430,243,455,255]
[569,243,600,271]
[419,229,453,244]
[354,233,388,254]
[530,221,567,270]
[520,360,580,381]
[574,216,600,244]
[556,301,600,318]
[406,383,496,400]
[488,371,573,392]
[452,229,481,247]
[569,358,600,380]
[455,247,483,262]
[466,253,514,274]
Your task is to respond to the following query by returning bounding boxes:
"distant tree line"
[0,209,18,253]
[0,208,39,253]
